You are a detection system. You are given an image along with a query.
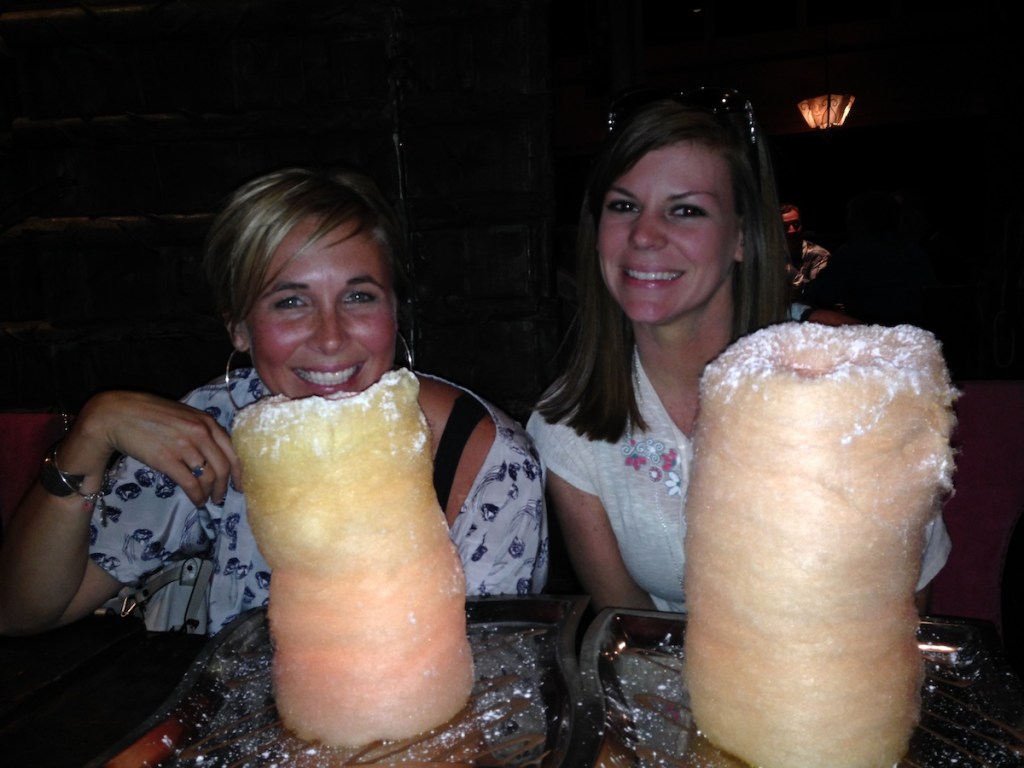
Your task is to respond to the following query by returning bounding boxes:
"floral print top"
[89,368,549,634]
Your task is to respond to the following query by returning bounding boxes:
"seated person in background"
[0,167,548,637]
[801,189,937,327]
[781,202,831,295]
[897,186,961,287]
[527,87,949,616]
[782,202,856,326]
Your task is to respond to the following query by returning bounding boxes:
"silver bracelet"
[41,444,108,521]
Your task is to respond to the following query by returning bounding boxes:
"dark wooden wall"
[547,0,1023,384]
[0,0,558,420]
[3,0,1023,423]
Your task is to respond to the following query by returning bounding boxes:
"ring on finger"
[192,460,208,478]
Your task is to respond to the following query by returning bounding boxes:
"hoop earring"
[396,332,414,370]
[224,349,246,411]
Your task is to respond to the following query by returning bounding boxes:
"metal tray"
[90,595,602,767]
[580,610,1024,767]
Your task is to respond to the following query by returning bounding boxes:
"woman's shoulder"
[527,410,599,454]
[415,372,511,429]
[414,373,462,413]
[414,371,540,458]
[181,367,267,429]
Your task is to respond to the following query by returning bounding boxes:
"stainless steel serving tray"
[90,595,602,768]
[580,609,1024,767]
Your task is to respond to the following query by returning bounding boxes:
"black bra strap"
[433,393,488,512]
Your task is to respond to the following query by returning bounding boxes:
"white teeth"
[297,365,357,386]
[627,269,682,281]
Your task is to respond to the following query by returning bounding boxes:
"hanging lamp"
[798,93,855,129]
[798,23,854,130]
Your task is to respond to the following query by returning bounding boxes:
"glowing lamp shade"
[797,93,855,129]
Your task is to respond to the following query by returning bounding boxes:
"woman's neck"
[633,313,732,436]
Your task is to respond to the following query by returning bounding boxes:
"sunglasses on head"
[607,86,759,146]
[606,86,761,189]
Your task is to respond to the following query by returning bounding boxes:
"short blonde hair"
[203,167,406,327]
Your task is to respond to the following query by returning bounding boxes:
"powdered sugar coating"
[700,322,958,491]
[233,368,428,459]
[705,323,951,397]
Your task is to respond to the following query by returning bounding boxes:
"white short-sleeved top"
[528,354,690,611]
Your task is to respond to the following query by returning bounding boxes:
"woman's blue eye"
[345,290,376,304]
[273,296,304,309]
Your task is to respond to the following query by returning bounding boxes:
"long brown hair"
[536,96,789,442]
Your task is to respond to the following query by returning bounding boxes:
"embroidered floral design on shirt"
[622,438,681,494]
[664,469,682,496]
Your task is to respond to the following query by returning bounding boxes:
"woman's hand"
[73,390,242,506]
[0,390,241,634]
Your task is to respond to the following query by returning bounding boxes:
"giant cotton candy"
[233,368,473,747]
[683,323,956,768]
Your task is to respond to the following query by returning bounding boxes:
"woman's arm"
[546,472,655,613]
[455,417,548,595]
[915,511,951,615]
[454,424,547,595]
[418,376,548,595]
[0,390,240,634]
[0,480,122,633]
[440,405,496,527]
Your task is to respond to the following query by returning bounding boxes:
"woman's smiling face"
[597,141,744,330]
[230,216,398,399]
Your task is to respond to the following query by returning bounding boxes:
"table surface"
[0,613,206,768]
[2,607,1021,768]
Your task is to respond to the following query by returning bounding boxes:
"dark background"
[2,0,1021,421]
